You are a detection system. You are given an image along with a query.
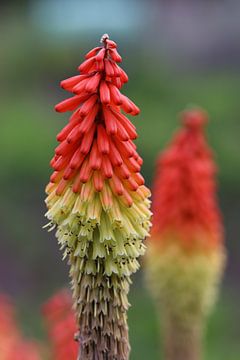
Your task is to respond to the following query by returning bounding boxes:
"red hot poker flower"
[151,109,223,250]
[45,34,151,359]
[145,109,226,360]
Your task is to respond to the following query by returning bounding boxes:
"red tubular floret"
[79,124,96,154]
[104,59,115,77]
[85,46,101,59]
[96,60,104,72]
[72,173,83,193]
[108,83,122,105]
[95,48,106,62]
[56,110,81,142]
[112,77,122,89]
[69,109,82,122]
[93,170,104,191]
[127,99,140,116]
[125,157,141,173]
[128,140,137,150]
[108,139,123,167]
[85,73,101,93]
[52,155,71,171]
[89,140,102,170]
[78,158,92,183]
[79,94,98,116]
[50,171,63,183]
[56,179,68,195]
[50,154,59,167]
[121,188,133,207]
[69,148,85,169]
[136,155,143,166]
[100,81,110,104]
[100,184,113,208]
[118,66,129,83]
[109,49,122,62]
[109,108,137,139]
[120,95,140,115]
[111,61,121,77]
[63,166,77,180]
[102,106,118,135]
[109,174,124,196]
[106,39,117,49]
[102,155,113,179]
[116,120,130,141]
[61,75,87,91]
[115,163,130,179]
[78,57,96,73]
[78,103,99,134]
[55,140,79,157]
[55,94,89,113]
[120,95,133,113]
[133,172,145,185]
[66,124,82,144]
[126,141,138,158]
[97,124,110,154]
[124,177,139,191]
[72,78,89,94]
[113,138,134,158]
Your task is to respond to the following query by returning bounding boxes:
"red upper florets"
[55,34,138,116]
[49,35,144,206]
[151,109,223,248]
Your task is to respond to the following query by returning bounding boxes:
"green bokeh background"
[0,2,239,359]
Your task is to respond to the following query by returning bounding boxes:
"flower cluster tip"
[181,108,208,130]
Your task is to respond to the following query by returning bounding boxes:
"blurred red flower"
[151,109,223,250]
[0,294,42,360]
[42,289,78,360]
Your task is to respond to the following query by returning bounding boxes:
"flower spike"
[45,35,151,359]
[145,108,226,360]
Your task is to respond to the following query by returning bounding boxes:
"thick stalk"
[70,254,131,360]
[163,311,203,360]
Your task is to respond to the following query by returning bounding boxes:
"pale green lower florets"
[45,184,151,359]
[146,243,226,325]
